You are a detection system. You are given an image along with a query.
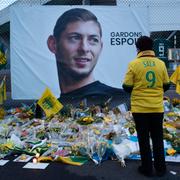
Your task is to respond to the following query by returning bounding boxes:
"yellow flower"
[166,148,176,156]
[104,116,112,123]
[0,107,6,119]
[166,112,175,117]
[82,116,94,123]
[163,122,176,129]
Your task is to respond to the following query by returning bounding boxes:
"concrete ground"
[0,158,179,180]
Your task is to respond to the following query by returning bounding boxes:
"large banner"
[10,6,149,99]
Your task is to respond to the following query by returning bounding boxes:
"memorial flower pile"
[0,97,179,165]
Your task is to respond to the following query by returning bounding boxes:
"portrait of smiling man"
[46,8,124,104]
[47,8,103,94]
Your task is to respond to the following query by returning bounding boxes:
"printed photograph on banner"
[10,6,149,99]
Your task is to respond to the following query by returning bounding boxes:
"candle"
[35,153,40,158]
[33,158,38,163]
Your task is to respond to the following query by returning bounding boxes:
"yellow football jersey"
[170,66,180,95]
[123,50,170,112]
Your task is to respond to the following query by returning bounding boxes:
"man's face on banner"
[56,20,103,78]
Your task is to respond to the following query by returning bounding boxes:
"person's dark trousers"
[132,113,166,173]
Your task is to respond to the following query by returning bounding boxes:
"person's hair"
[135,36,153,51]
[53,8,102,40]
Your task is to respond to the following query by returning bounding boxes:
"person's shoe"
[155,166,167,177]
[138,166,153,177]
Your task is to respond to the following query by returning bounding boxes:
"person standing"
[123,36,170,177]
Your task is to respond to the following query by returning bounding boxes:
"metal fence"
[0,0,179,67]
